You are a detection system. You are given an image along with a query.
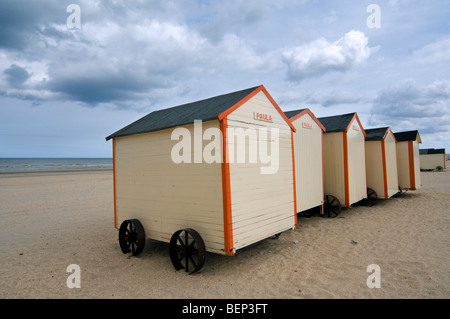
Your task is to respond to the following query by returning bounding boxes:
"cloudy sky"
[1,0,449,157]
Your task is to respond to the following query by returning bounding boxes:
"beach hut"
[284,108,326,216]
[317,113,367,217]
[419,148,446,171]
[105,85,297,273]
[365,127,399,199]
[394,130,422,191]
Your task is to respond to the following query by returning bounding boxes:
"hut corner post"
[381,140,389,199]
[291,130,299,229]
[408,141,416,190]
[220,118,235,256]
[112,138,117,229]
[343,132,350,207]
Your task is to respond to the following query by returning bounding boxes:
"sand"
[0,165,449,299]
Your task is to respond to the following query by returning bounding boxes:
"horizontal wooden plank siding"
[412,140,421,189]
[396,141,411,190]
[323,132,346,206]
[291,113,324,212]
[385,131,399,198]
[114,121,226,254]
[226,91,296,251]
[346,118,367,205]
[365,140,384,198]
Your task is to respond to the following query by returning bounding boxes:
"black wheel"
[169,228,206,274]
[367,188,378,206]
[324,195,341,218]
[118,219,146,256]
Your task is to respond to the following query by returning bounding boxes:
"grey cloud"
[0,0,64,50]
[306,91,362,107]
[369,80,450,134]
[4,64,31,87]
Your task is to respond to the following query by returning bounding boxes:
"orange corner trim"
[220,118,234,256]
[381,140,388,199]
[345,113,366,137]
[288,108,326,132]
[112,138,117,229]
[290,130,298,229]
[343,132,350,207]
[408,141,416,190]
[217,85,296,132]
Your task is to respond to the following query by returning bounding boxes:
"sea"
[0,158,113,172]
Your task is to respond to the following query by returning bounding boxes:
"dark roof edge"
[105,86,261,141]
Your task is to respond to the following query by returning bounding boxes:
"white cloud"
[412,37,450,64]
[282,30,371,82]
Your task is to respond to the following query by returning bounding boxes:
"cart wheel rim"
[324,195,341,218]
[118,219,146,256]
[169,228,206,274]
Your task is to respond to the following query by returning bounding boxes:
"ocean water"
[0,158,112,172]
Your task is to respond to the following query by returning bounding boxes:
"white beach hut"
[394,130,422,191]
[365,127,399,199]
[317,113,367,217]
[105,85,297,273]
[284,108,326,216]
[419,148,446,171]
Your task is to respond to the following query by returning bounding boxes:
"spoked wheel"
[324,195,341,218]
[169,228,206,274]
[118,219,146,256]
[367,188,378,206]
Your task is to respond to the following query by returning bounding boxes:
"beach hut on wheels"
[284,108,326,216]
[105,85,298,274]
[394,130,422,191]
[317,113,368,217]
[364,127,399,199]
[419,148,446,171]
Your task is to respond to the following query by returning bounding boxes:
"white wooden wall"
[365,140,384,198]
[385,131,399,198]
[226,91,296,251]
[291,113,324,212]
[365,131,399,199]
[323,132,346,206]
[114,121,226,254]
[346,118,367,205]
[412,140,421,189]
[396,141,411,190]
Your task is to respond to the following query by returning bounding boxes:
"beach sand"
[0,165,449,299]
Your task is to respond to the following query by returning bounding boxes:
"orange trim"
[290,130,298,229]
[217,85,296,132]
[381,140,388,199]
[385,127,397,143]
[112,138,117,229]
[444,154,447,169]
[408,141,416,190]
[343,132,350,207]
[345,113,366,136]
[288,108,326,132]
[321,129,325,215]
[220,118,234,256]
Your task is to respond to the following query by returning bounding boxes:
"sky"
[0,0,449,158]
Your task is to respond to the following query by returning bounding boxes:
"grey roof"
[394,130,420,142]
[419,148,445,155]
[284,109,307,119]
[317,113,356,133]
[365,127,390,141]
[106,86,260,140]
